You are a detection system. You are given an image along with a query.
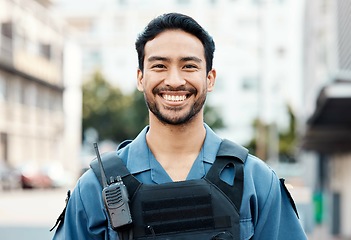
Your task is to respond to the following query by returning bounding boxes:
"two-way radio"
[93,143,133,230]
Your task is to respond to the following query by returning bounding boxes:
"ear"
[137,69,144,92]
[207,69,216,92]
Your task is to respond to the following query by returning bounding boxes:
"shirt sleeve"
[52,170,117,240]
[252,171,307,240]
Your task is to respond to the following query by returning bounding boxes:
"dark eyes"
[184,64,197,69]
[152,64,166,69]
[151,64,198,70]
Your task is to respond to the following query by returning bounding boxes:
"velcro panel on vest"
[131,179,239,239]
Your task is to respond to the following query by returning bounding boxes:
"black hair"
[135,13,215,73]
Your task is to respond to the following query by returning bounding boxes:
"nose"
[164,68,186,88]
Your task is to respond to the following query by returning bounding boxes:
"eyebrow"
[147,56,170,62]
[180,56,202,63]
[147,56,202,63]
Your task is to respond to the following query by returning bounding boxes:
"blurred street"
[0,188,70,240]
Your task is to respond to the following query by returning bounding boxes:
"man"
[52,13,307,239]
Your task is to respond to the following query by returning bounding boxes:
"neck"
[147,114,206,154]
[146,114,206,181]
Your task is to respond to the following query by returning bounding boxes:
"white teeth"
[163,94,186,102]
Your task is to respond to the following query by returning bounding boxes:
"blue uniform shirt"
[53,124,307,240]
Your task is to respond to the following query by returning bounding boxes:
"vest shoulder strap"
[205,139,248,212]
[216,138,248,163]
[90,152,141,198]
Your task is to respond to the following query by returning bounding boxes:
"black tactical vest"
[90,139,248,240]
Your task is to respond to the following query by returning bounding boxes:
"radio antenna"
[93,142,108,188]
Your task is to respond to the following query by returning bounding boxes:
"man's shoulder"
[244,154,276,182]
[78,168,104,194]
[116,140,133,165]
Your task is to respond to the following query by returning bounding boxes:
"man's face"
[137,30,216,125]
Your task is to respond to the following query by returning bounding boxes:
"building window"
[0,132,8,162]
[276,47,286,58]
[177,0,190,5]
[23,82,37,107]
[0,76,7,101]
[1,22,13,58]
[40,43,51,60]
[7,77,21,103]
[49,91,62,111]
[1,22,13,39]
[242,76,258,90]
[118,0,127,5]
[36,86,45,109]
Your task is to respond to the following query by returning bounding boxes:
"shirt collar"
[122,124,222,176]
[202,123,222,164]
[123,126,151,175]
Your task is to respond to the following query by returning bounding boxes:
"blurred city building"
[0,0,82,185]
[300,0,351,238]
[52,0,304,149]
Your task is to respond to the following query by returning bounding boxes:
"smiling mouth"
[162,94,187,102]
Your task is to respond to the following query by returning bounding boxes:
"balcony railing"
[0,34,62,87]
